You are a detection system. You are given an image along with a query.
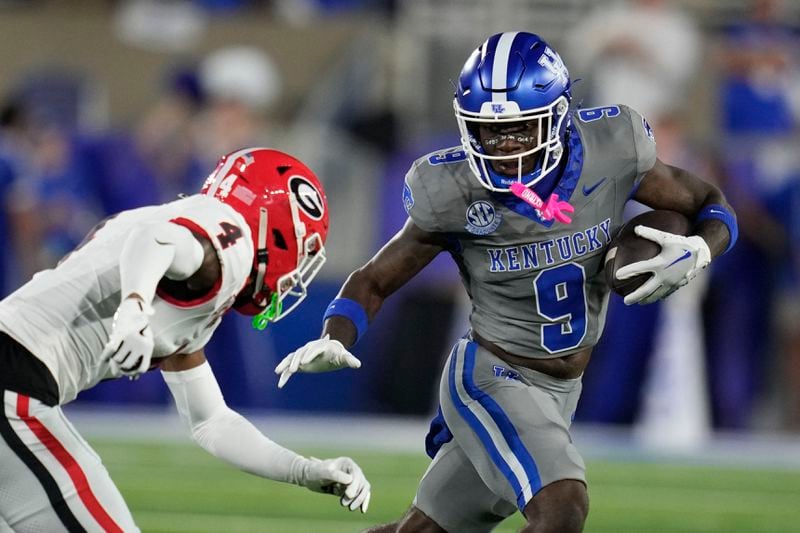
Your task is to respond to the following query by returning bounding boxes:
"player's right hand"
[274,334,361,388]
[616,227,711,305]
[302,456,371,513]
[101,296,155,379]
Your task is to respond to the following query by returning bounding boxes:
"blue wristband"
[696,204,738,255]
[323,298,368,344]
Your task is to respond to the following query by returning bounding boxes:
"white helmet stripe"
[491,32,518,104]
[253,206,268,296]
[206,147,255,196]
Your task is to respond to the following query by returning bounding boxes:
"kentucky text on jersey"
[486,218,611,272]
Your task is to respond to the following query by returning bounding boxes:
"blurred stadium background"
[1,0,799,530]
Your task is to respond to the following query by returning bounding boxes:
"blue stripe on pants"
[461,342,542,503]
[449,341,542,509]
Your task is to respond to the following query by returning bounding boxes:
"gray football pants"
[414,339,585,532]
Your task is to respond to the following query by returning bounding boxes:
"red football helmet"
[200,148,329,327]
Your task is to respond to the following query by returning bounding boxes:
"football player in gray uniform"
[277,32,737,532]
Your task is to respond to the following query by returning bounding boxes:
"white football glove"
[616,226,711,306]
[302,456,371,513]
[275,334,361,388]
[101,296,155,379]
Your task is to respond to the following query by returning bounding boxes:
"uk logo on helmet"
[289,176,325,220]
[642,116,656,143]
[403,181,414,213]
[465,200,502,235]
[491,104,506,114]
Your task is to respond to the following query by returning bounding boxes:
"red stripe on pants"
[16,394,124,533]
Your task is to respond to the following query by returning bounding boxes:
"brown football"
[604,210,692,297]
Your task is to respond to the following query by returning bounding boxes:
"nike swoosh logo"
[582,177,607,196]
[667,249,692,267]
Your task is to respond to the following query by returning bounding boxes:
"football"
[604,210,692,297]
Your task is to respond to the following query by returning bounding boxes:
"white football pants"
[0,390,139,532]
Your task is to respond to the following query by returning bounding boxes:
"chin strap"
[250,206,274,331]
[252,292,282,331]
[509,182,574,224]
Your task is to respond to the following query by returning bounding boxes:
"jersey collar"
[492,125,584,227]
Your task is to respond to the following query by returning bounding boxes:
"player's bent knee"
[362,506,446,533]
[522,479,589,533]
[396,506,448,533]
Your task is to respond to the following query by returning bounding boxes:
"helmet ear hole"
[272,229,288,250]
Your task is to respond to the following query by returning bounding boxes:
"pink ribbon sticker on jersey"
[509,182,574,224]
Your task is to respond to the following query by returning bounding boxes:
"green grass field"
[89,438,800,533]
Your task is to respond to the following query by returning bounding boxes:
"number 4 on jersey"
[217,222,243,249]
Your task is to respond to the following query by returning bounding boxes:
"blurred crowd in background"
[1,0,799,443]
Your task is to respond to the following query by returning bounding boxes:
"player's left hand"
[101,296,155,379]
[616,226,711,306]
[302,456,371,513]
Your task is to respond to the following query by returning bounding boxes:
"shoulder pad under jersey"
[573,104,657,193]
[402,146,482,233]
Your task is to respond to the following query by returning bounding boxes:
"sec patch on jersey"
[604,210,692,297]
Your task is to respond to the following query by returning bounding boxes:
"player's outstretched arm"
[275,334,362,388]
[161,351,371,512]
[619,158,738,305]
[103,222,207,378]
[275,219,448,387]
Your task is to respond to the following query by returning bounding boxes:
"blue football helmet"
[454,31,572,191]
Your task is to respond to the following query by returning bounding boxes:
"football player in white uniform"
[0,148,370,532]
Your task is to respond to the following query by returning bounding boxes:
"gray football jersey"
[404,105,656,358]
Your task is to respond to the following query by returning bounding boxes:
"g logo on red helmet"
[289,176,325,220]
